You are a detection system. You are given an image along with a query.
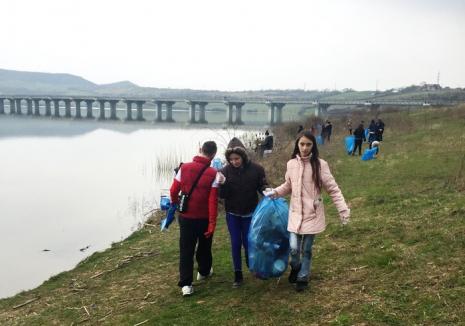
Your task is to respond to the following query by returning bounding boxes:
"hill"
[0,68,97,95]
[1,68,465,103]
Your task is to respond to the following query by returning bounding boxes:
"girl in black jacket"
[217,138,268,287]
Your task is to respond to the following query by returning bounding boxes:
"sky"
[1,0,465,91]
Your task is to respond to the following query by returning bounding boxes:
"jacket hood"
[225,137,249,165]
[227,137,246,149]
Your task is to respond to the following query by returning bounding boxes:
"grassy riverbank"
[1,106,464,325]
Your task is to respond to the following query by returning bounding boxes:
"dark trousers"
[352,139,363,155]
[178,216,213,287]
[226,212,252,272]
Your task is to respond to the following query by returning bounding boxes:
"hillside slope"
[0,106,464,325]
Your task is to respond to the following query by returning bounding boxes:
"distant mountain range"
[1,68,464,102]
[0,69,142,96]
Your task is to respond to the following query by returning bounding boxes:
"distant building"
[419,83,442,91]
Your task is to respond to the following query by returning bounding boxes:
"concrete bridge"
[0,95,458,125]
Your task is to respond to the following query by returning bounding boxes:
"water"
[0,116,250,298]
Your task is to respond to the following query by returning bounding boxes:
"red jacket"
[170,156,218,225]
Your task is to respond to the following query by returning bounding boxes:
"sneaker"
[196,267,213,281]
[181,285,194,297]
[233,271,243,288]
[288,264,301,284]
[296,280,308,292]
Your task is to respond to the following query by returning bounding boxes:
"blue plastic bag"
[364,128,369,141]
[211,157,223,170]
[248,197,290,279]
[344,135,355,155]
[160,195,171,211]
[316,135,323,145]
[160,203,177,231]
[361,147,378,161]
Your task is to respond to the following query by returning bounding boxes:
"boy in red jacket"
[170,141,219,296]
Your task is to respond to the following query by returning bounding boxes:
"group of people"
[350,118,385,156]
[305,120,333,143]
[169,131,350,296]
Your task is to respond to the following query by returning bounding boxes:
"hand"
[204,223,216,238]
[264,187,277,198]
[340,211,350,225]
[216,172,226,185]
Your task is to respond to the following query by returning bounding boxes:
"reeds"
[153,149,187,180]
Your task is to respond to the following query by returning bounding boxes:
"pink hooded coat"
[275,156,350,234]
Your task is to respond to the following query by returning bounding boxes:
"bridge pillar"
[155,101,163,122]
[53,99,61,117]
[187,101,197,123]
[135,100,145,121]
[198,102,208,124]
[44,99,52,117]
[8,99,16,114]
[15,99,23,115]
[234,102,245,125]
[225,102,234,125]
[33,99,41,116]
[85,100,94,119]
[165,101,175,122]
[97,100,106,120]
[109,100,119,120]
[266,102,286,125]
[317,103,330,117]
[0,98,4,114]
[64,99,72,118]
[74,99,82,119]
[275,103,285,124]
[124,100,133,121]
[267,102,275,125]
[26,99,33,115]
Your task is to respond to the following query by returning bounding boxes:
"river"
[0,116,257,298]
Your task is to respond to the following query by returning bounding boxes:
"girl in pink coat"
[270,131,350,292]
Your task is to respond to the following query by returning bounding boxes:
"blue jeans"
[226,212,252,272]
[289,233,315,281]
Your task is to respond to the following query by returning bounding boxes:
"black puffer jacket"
[219,138,268,215]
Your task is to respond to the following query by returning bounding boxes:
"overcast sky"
[1,0,464,91]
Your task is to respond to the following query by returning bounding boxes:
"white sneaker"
[181,285,194,297]
[196,267,213,281]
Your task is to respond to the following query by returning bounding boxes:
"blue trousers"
[289,233,316,281]
[226,212,252,272]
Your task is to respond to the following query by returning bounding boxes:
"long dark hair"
[291,131,322,191]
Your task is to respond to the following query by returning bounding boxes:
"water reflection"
[0,117,249,298]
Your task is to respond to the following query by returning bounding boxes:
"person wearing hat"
[371,140,380,155]
[259,130,274,157]
[216,137,269,287]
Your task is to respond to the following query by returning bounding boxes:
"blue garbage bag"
[316,135,323,145]
[361,147,378,161]
[160,195,171,211]
[364,128,369,141]
[160,203,177,231]
[248,197,290,279]
[211,157,223,170]
[344,135,355,155]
